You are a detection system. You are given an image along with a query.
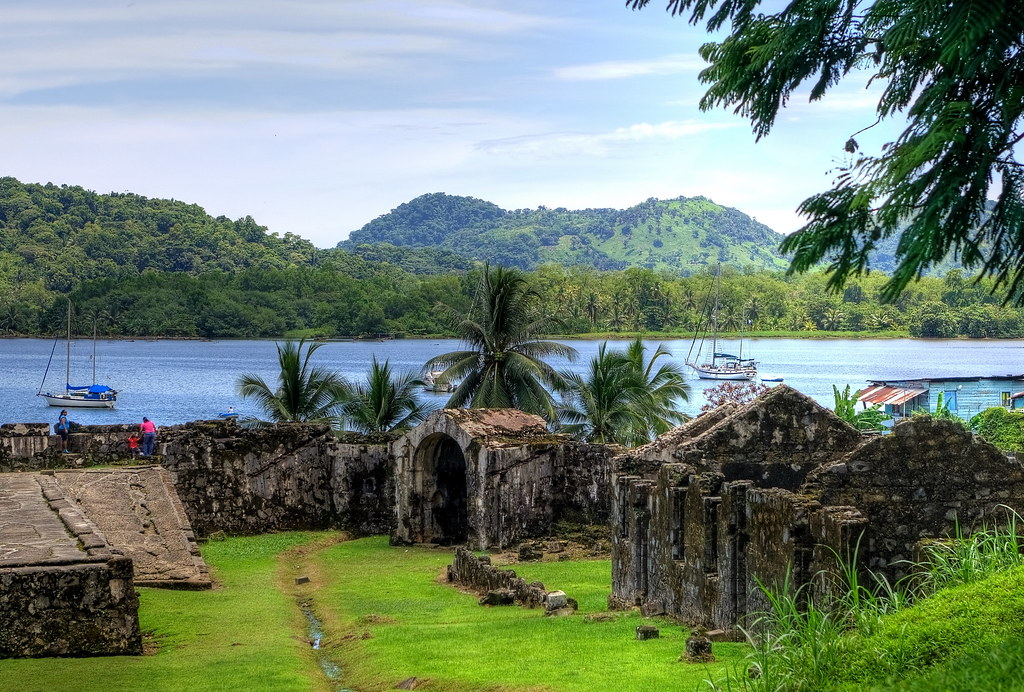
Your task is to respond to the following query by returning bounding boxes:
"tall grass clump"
[716,541,912,692]
[711,511,1024,691]
[918,507,1024,592]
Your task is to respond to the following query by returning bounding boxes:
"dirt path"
[275,532,352,692]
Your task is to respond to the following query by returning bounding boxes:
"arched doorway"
[414,433,468,545]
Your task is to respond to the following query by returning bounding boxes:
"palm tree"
[557,339,689,446]
[425,264,578,420]
[556,343,644,445]
[237,339,349,423]
[621,338,690,440]
[341,357,435,434]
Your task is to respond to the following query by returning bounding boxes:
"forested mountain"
[0,176,317,287]
[0,176,1008,341]
[340,193,790,272]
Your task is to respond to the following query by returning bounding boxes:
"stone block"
[635,625,660,640]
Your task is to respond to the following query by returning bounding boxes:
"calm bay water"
[3,336,1023,427]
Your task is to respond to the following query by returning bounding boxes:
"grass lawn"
[0,532,332,692]
[312,537,747,692]
[0,533,746,692]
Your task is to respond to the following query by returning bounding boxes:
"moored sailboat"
[685,266,758,381]
[37,300,118,408]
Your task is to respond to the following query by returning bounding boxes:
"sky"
[2,1,901,249]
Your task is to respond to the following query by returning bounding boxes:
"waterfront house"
[858,375,1024,422]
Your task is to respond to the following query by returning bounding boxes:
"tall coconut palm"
[425,264,578,420]
[621,337,690,440]
[556,343,646,445]
[341,357,435,434]
[237,339,349,423]
[557,339,689,446]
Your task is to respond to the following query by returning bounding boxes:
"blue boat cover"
[68,384,114,393]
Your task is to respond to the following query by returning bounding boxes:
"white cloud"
[477,120,739,158]
[553,54,705,81]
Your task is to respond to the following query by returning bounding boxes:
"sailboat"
[685,266,758,381]
[37,300,118,408]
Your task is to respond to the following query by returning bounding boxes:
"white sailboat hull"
[689,364,758,381]
[38,392,117,408]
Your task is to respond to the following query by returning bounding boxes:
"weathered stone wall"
[808,417,1024,574]
[330,441,394,536]
[554,441,613,524]
[447,547,546,607]
[157,421,393,537]
[0,556,142,658]
[392,409,610,550]
[611,389,1024,632]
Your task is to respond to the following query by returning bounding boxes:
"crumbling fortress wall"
[7,386,1022,653]
[610,386,1024,632]
[391,409,612,550]
[0,419,396,538]
[1,412,609,548]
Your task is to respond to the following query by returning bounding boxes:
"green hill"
[340,192,791,273]
[0,176,318,292]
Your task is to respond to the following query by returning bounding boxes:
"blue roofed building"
[858,375,1024,422]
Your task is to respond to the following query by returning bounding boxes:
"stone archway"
[414,433,469,545]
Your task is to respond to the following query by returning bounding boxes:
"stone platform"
[0,465,211,657]
[50,466,210,589]
[0,472,141,657]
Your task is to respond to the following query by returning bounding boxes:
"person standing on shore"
[56,409,70,453]
[140,417,157,457]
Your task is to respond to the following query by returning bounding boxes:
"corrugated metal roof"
[858,385,928,406]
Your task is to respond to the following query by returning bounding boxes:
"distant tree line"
[0,263,1014,340]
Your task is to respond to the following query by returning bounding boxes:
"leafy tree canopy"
[631,1,1024,304]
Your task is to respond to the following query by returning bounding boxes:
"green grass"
[712,521,1024,692]
[0,532,331,692]
[312,537,747,692]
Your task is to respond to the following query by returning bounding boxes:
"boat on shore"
[422,370,457,393]
[685,266,758,381]
[37,300,118,408]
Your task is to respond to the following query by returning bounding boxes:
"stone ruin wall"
[0,416,609,547]
[0,556,142,658]
[611,386,1024,632]
[0,471,143,658]
[808,416,1024,573]
[447,547,547,607]
[391,409,613,551]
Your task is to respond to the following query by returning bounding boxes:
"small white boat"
[37,300,118,409]
[422,370,457,393]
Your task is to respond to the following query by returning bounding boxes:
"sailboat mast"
[65,299,71,389]
[711,266,719,365]
[92,319,97,383]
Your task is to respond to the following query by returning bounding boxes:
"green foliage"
[912,391,964,426]
[631,1,1024,305]
[969,406,1024,452]
[556,338,688,446]
[918,509,1024,593]
[426,264,578,419]
[832,384,889,431]
[714,520,1024,691]
[556,343,646,445]
[339,356,435,433]
[237,338,350,423]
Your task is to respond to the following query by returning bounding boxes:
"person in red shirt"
[140,417,158,457]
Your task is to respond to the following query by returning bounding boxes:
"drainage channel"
[300,601,353,692]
